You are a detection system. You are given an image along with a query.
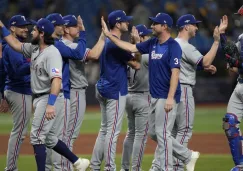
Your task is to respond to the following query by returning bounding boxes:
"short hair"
[37,27,54,45]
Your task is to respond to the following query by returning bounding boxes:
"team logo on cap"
[116,17,121,21]
[139,32,143,35]
[185,20,190,23]
[72,15,77,20]
[144,25,147,28]
[51,20,56,23]
[21,16,26,21]
[156,13,161,17]
[123,11,126,15]
[11,21,16,25]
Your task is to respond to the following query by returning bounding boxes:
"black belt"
[32,93,48,99]
[180,83,193,87]
[71,87,87,90]
[128,91,149,94]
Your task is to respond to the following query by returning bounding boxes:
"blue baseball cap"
[108,10,133,27]
[36,18,55,35]
[9,15,31,27]
[149,13,173,27]
[63,15,77,27]
[46,13,65,26]
[176,14,201,28]
[136,24,152,36]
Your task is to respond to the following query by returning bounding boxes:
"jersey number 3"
[174,58,179,65]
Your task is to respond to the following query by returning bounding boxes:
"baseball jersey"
[21,43,63,94]
[136,37,182,103]
[97,36,134,100]
[128,54,149,92]
[2,41,31,95]
[54,31,87,99]
[175,38,203,86]
[62,39,89,89]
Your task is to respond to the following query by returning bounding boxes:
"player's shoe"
[185,151,200,171]
[120,169,129,171]
[73,158,90,171]
[230,165,243,171]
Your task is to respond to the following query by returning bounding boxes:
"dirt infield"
[0,133,230,155]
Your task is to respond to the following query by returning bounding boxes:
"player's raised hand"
[213,26,220,42]
[45,105,56,121]
[164,97,174,113]
[204,65,217,74]
[131,26,140,44]
[219,15,228,34]
[101,16,111,37]
[77,15,85,31]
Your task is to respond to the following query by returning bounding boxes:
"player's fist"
[164,97,174,113]
[204,65,217,74]
[77,15,85,31]
[45,104,56,121]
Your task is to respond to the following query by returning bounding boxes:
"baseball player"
[45,13,89,171]
[0,18,89,171]
[0,15,32,171]
[219,6,243,171]
[61,15,106,171]
[90,10,140,171]
[120,24,151,171]
[101,12,201,171]
[172,14,219,171]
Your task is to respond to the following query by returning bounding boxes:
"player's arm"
[0,58,6,99]
[86,32,106,60]
[0,21,23,53]
[201,26,220,67]
[101,17,138,53]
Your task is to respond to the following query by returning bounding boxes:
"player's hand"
[204,65,217,74]
[0,99,9,113]
[101,16,111,38]
[164,97,174,113]
[0,20,4,28]
[213,26,220,42]
[219,15,228,34]
[130,26,140,44]
[45,105,55,121]
[77,15,85,31]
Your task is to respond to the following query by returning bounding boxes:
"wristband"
[2,27,10,37]
[47,94,57,106]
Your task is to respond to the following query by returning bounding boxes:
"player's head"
[9,15,31,39]
[108,10,132,32]
[63,15,79,39]
[135,24,152,42]
[46,13,65,38]
[149,13,173,37]
[31,18,54,45]
[176,14,201,38]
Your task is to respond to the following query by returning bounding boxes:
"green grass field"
[0,106,236,170]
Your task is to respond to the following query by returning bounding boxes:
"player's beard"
[31,35,40,45]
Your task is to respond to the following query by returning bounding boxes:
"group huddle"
[0,5,243,171]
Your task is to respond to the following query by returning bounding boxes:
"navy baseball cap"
[108,10,133,27]
[149,13,173,27]
[9,15,31,27]
[176,14,201,28]
[63,15,77,27]
[46,13,65,26]
[234,5,243,15]
[136,24,152,36]
[36,18,55,35]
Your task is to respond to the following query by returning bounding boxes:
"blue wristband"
[48,94,57,106]
[2,27,10,37]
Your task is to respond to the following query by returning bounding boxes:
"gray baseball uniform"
[172,38,203,171]
[59,39,89,171]
[21,43,65,149]
[121,54,150,171]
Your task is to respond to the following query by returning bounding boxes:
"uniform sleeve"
[68,42,90,62]
[8,48,30,76]
[45,49,63,80]
[170,43,182,69]
[184,44,203,66]
[55,31,86,60]
[141,54,149,67]
[21,43,33,58]
[136,39,151,54]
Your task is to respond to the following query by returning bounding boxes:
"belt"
[180,83,193,87]
[71,87,87,90]
[32,93,48,99]
[128,91,149,94]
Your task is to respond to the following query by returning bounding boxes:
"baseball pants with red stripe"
[172,85,195,171]
[90,87,126,171]
[148,98,192,171]
[61,89,86,171]
[121,92,150,171]
[45,98,70,171]
[4,90,32,171]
